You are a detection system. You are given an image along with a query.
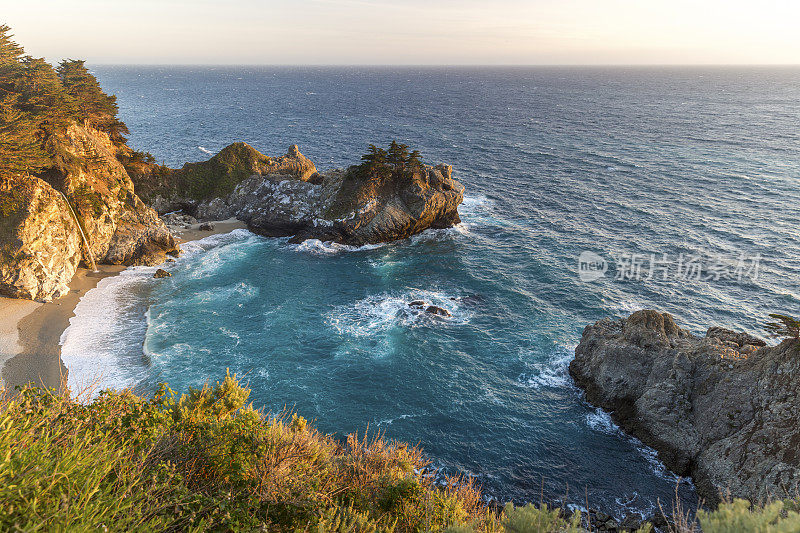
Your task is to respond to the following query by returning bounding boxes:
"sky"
[3,0,800,65]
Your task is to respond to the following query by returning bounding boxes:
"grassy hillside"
[2,373,797,532]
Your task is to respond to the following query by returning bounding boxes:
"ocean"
[61,66,800,517]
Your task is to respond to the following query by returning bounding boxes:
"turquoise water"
[62,67,800,517]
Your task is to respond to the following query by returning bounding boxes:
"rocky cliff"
[131,144,464,246]
[1,123,178,301]
[569,310,800,505]
[0,175,82,301]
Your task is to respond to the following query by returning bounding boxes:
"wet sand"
[0,218,247,391]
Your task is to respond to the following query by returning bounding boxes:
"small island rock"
[425,305,452,317]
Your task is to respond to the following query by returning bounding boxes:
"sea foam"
[60,229,257,394]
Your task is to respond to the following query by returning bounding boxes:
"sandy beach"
[0,218,246,391]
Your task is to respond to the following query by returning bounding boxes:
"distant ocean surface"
[62,66,800,517]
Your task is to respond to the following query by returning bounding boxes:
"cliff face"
[46,123,178,266]
[132,144,464,246]
[0,122,178,301]
[569,310,800,505]
[0,175,82,301]
[132,142,317,213]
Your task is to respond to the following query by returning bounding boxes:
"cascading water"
[58,191,99,272]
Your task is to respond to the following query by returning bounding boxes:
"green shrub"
[500,503,582,533]
[72,183,105,218]
[698,499,800,533]
[0,372,495,532]
[5,373,798,533]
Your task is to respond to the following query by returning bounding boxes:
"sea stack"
[128,142,465,247]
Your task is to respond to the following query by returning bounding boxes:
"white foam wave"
[61,229,256,394]
[198,146,213,155]
[327,290,470,337]
[460,194,494,211]
[376,412,421,427]
[191,281,259,306]
[178,228,255,258]
[410,224,470,244]
[518,347,574,389]
[60,267,156,394]
[613,298,648,316]
[585,407,622,435]
[291,238,388,255]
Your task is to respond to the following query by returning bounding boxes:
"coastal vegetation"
[172,142,274,201]
[0,373,495,532]
[325,141,427,220]
[2,372,798,532]
[764,314,800,344]
[0,25,126,180]
[349,141,424,182]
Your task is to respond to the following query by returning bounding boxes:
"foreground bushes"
[0,372,494,532]
[0,373,797,532]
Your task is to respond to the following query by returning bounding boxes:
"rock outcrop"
[132,144,464,246]
[569,310,800,505]
[133,142,317,213]
[0,175,82,301]
[1,123,179,302]
[45,123,178,266]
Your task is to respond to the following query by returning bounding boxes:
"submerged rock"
[153,268,171,278]
[0,175,82,301]
[569,309,799,505]
[425,305,452,317]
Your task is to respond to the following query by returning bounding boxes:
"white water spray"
[58,191,99,272]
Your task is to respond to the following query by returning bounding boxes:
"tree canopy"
[0,25,128,179]
[352,140,423,181]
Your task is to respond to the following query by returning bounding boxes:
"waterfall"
[58,191,99,272]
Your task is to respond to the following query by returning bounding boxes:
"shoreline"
[0,218,246,391]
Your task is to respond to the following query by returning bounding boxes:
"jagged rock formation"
[0,175,82,301]
[45,123,178,266]
[131,144,464,246]
[569,310,800,505]
[132,142,318,213]
[1,123,179,301]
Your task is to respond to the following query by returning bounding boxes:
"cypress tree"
[0,93,50,179]
[0,26,49,178]
[56,59,119,126]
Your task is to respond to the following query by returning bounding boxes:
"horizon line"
[85,63,800,68]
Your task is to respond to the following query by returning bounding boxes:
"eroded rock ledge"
[569,310,800,505]
[1,123,178,302]
[134,144,465,247]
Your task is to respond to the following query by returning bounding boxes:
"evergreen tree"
[353,141,424,181]
[0,26,49,178]
[765,314,800,343]
[16,57,78,133]
[0,93,49,179]
[407,149,422,169]
[387,140,410,168]
[0,25,24,66]
[56,59,119,127]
